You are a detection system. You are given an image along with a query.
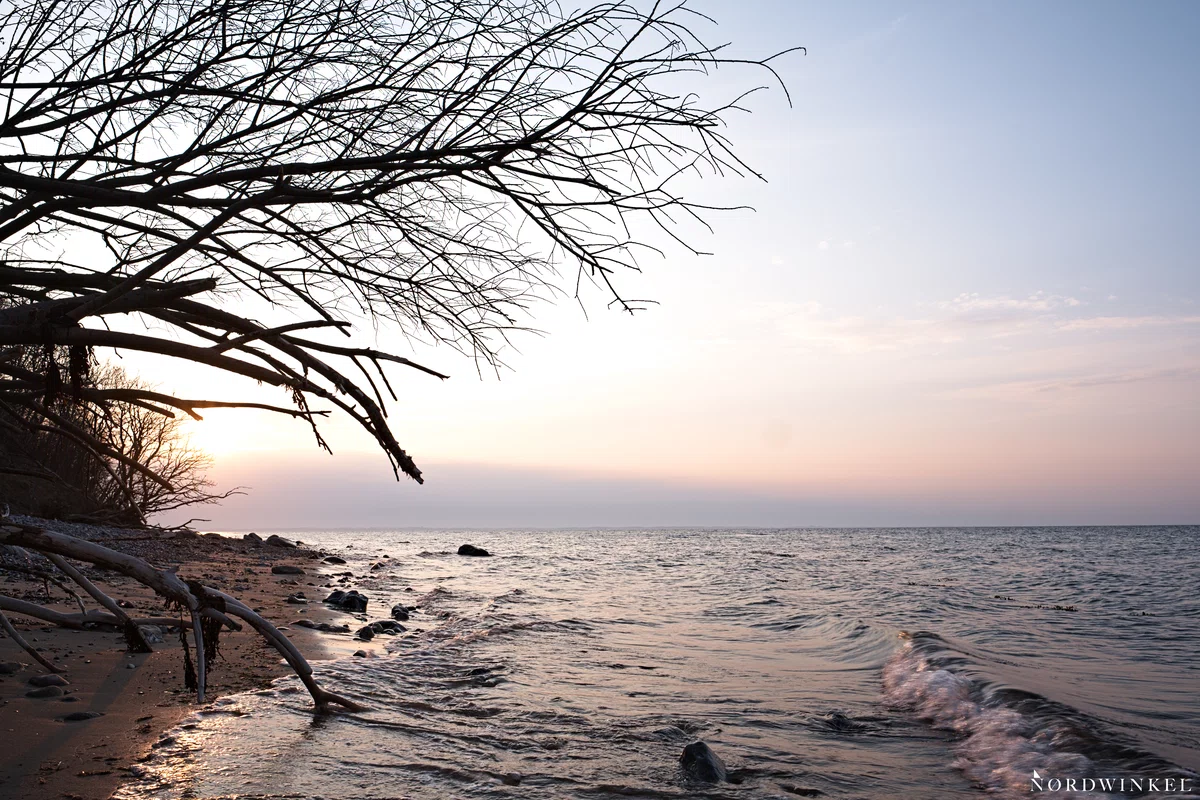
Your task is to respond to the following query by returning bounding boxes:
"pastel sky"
[124,1,1199,528]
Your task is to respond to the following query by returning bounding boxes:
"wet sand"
[0,523,382,800]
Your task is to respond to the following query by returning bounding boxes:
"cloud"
[952,365,1200,399]
[760,293,1200,354]
[940,291,1083,314]
[1055,315,1200,332]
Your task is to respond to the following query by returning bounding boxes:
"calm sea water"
[116,527,1200,800]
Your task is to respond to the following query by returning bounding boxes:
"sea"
[114,526,1200,800]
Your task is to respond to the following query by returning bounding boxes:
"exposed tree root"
[45,552,153,652]
[0,606,60,672]
[0,520,359,709]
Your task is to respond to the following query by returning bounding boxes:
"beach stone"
[370,561,385,571]
[457,544,491,557]
[501,773,523,786]
[358,620,405,639]
[138,625,165,644]
[390,604,410,621]
[322,555,347,565]
[243,532,263,544]
[60,695,80,701]
[324,589,368,613]
[294,619,317,629]
[0,661,21,674]
[62,711,103,722]
[353,650,368,657]
[272,564,305,575]
[286,593,308,604]
[266,534,297,548]
[316,622,350,633]
[680,741,727,782]
[355,626,374,640]
[28,674,69,687]
[27,685,65,698]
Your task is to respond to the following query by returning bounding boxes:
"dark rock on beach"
[324,589,368,613]
[458,544,491,557]
[390,604,411,621]
[27,685,65,698]
[295,619,352,633]
[0,661,21,674]
[266,534,297,548]
[62,711,103,722]
[29,673,70,687]
[285,592,308,604]
[322,555,347,565]
[243,532,263,544]
[271,564,305,575]
[681,741,728,782]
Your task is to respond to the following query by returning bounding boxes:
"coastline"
[0,517,376,800]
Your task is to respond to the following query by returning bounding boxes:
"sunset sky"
[125,0,1199,528]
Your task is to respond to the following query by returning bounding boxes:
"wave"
[883,632,1198,799]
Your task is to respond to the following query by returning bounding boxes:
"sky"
[123,0,1200,529]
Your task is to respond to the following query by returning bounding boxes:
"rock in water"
[322,555,347,565]
[324,589,369,613]
[390,604,410,621]
[680,741,727,782]
[457,544,491,557]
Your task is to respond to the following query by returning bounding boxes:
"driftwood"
[45,552,153,652]
[0,520,358,709]
[0,558,87,612]
[0,593,208,630]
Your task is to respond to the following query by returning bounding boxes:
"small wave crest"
[884,637,1102,798]
[883,633,1199,799]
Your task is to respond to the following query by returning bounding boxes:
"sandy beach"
[0,519,381,800]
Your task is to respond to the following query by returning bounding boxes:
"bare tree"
[0,0,796,705]
[84,364,239,519]
[0,351,236,523]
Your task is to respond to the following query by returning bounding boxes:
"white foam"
[882,642,1107,799]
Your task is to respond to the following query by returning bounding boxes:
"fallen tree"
[0,0,795,706]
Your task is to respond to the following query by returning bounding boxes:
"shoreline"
[0,517,379,800]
